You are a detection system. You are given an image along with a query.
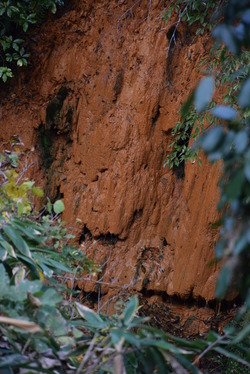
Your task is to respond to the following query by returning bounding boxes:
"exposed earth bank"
[0,0,230,328]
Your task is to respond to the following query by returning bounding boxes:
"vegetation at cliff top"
[0,0,64,82]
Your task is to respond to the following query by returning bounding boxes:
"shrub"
[0,148,97,371]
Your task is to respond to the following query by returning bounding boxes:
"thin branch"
[115,0,142,34]
[16,159,34,184]
[76,334,98,374]
[56,274,133,290]
[84,341,113,374]
[21,336,31,355]
[70,265,80,318]
[192,333,227,365]
[166,4,189,59]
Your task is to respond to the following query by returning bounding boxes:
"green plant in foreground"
[0,149,98,371]
[70,296,250,373]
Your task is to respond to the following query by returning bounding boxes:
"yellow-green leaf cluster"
[0,169,44,216]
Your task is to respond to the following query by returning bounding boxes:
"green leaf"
[148,347,168,374]
[215,240,225,258]
[14,266,26,285]
[126,352,138,369]
[225,169,244,200]
[234,235,248,255]
[238,77,250,108]
[0,248,7,261]
[213,24,239,54]
[194,76,214,112]
[31,186,44,197]
[16,254,40,278]
[17,59,23,67]
[0,264,10,298]
[75,302,107,329]
[23,22,28,32]
[110,328,124,345]
[214,347,250,369]
[233,324,250,344]
[206,330,218,342]
[211,106,238,120]
[201,126,225,153]
[180,91,194,117]
[175,354,199,374]
[13,39,24,44]
[47,198,52,213]
[53,200,65,214]
[17,202,26,216]
[0,234,16,257]
[123,331,142,346]
[123,296,138,326]
[216,265,233,299]
[245,164,250,182]
[36,256,71,273]
[12,43,19,52]
[40,288,62,306]
[50,3,57,14]
[12,219,44,245]
[3,225,31,257]
[32,255,54,277]
[234,131,248,154]
[140,338,185,354]
[0,353,27,368]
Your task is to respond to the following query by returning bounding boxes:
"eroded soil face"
[0,1,224,309]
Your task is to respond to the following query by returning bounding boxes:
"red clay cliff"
[0,0,222,306]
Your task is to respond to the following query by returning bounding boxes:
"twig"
[103,0,142,37]
[116,0,142,34]
[192,333,227,365]
[22,310,38,355]
[76,333,98,374]
[70,265,80,318]
[166,4,189,59]
[16,159,34,184]
[84,342,114,374]
[57,274,132,290]
[22,336,31,355]
[0,170,7,181]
